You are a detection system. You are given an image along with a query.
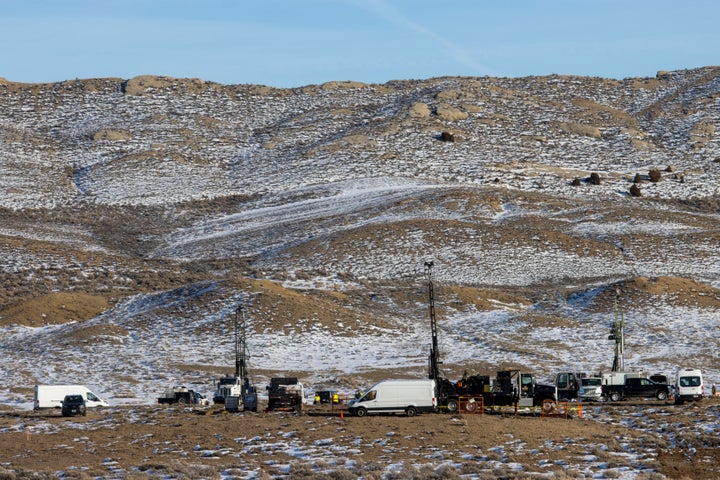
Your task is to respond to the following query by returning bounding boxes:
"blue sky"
[2,0,718,87]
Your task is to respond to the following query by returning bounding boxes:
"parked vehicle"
[61,394,87,417]
[242,379,258,411]
[674,368,704,404]
[553,372,584,400]
[577,377,602,401]
[267,377,304,412]
[439,369,558,413]
[157,386,209,405]
[34,385,109,410]
[348,379,436,417]
[313,389,339,404]
[224,379,258,412]
[601,372,670,401]
[213,375,242,404]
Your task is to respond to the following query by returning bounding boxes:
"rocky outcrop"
[409,102,431,118]
[435,103,468,121]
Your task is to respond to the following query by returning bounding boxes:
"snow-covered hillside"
[1,69,719,409]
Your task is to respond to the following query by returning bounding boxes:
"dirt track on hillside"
[1,400,718,479]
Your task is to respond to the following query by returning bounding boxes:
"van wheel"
[406,406,417,417]
[446,399,458,413]
[657,390,668,401]
[355,407,367,417]
[610,392,621,402]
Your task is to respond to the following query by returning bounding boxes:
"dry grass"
[0,401,719,478]
[0,292,111,327]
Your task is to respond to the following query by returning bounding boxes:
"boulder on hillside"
[649,168,662,182]
[409,102,431,118]
[435,104,468,121]
[629,184,642,197]
[440,131,455,142]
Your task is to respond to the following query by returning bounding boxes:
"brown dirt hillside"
[578,276,720,313]
[443,286,533,311]
[236,278,396,334]
[0,292,111,327]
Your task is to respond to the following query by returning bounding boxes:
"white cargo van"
[34,385,109,410]
[347,379,436,417]
[674,368,704,404]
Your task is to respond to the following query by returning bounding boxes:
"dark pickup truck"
[157,387,208,405]
[602,377,670,401]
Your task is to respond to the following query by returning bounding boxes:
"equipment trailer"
[439,369,556,412]
[267,377,304,412]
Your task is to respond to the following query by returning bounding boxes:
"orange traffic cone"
[577,403,583,418]
[340,409,344,419]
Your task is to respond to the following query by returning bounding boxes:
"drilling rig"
[424,261,557,413]
[213,303,258,411]
[608,288,625,372]
[424,261,461,411]
[426,261,442,382]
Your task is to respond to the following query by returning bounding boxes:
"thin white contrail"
[356,0,497,76]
